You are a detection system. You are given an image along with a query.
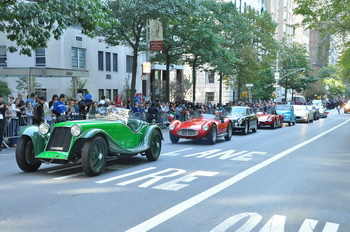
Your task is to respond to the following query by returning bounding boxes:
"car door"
[247,108,257,128]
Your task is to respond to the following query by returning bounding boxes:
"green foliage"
[0,80,12,97]
[323,77,346,96]
[15,76,42,95]
[0,0,109,55]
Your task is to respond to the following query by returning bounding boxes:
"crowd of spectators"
[0,89,346,149]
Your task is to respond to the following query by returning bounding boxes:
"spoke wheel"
[207,125,217,145]
[169,131,179,143]
[82,136,107,176]
[16,136,41,172]
[146,130,162,161]
[224,123,233,141]
[242,122,249,135]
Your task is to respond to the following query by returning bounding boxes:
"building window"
[126,55,133,73]
[106,52,111,72]
[106,74,111,79]
[98,89,104,101]
[205,92,214,102]
[206,71,215,83]
[0,46,7,67]
[98,51,104,71]
[113,53,118,72]
[106,89,111,100]
[72,48,86,69]
[35,48,46,67]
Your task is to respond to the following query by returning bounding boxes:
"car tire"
[288,121,291,126]
[82,135,107,177]
[207,125,217,145]
[242,122,249,135]
[146,130,162,161]
[271,120,277,129]
[16,136,41,172]
[169,131,179,143]
[224,123,233,141]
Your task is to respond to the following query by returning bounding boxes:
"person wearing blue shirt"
[85,91,92,104]
[26,92,36,107]
[53,94,67,121]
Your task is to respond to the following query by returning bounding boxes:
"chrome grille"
[46,127,72,152]
[177,129,198,136]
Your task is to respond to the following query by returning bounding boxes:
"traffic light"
[242,92,248,98]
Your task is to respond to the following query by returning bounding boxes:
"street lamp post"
[246,83,254,103]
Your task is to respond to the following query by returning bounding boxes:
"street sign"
[274,72,280,80]
[142,62,151,74]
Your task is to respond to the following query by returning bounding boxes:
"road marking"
[126,119,350,232]
[162,148,194,156]
[323,222,340,232]
[210,212,262,232]
[53,173,83,180]
[260,215,286,232]
[47,165,82,174]
[299,219,318,232]
[95,167,157,184]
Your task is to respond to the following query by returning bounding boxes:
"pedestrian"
[52,94,67,122]
[337,105,341,114]
[9,98,21,146]
[0,95,9,151]
[26,92,36,106]
[85,90,92,104]
[33,97,45,125]
[49,94,59,108]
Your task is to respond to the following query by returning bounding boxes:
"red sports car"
[257,110,283,129]
[168,114,233,144]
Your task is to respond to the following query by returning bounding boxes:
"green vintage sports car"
[15,112,163,177]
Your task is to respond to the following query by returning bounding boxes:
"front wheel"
[146,130,162,161]
[207,125,217,145]
[224,123,233,141]
[242,122,249,135]
[169,131,179,143]
[82,136,107,177]
[16,136,41,172]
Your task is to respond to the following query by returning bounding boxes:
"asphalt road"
[1,109,349,232]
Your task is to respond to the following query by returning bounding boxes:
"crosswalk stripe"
[299,219,318,232]
[323,222,339,232]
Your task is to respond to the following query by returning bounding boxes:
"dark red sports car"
[256,110,283,129]
[168,114,232,144]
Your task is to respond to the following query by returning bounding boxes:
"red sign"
[150,41,163,51]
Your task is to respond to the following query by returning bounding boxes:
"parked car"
[223,106,258,134]
[15,109,163,176]
[293,105,314,123]
[256,109,283,129]
[313,104,327,118]
[275,104,296,126]
[168,113,232,144]
[309,105,320,120]
[344,100,350,113]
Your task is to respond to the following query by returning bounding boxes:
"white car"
[293,105,314,123]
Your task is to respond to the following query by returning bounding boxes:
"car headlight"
[202,124,209,131]
[38,123,50,135]
[237,118,243,125]
[71,124,82,136]
[168,124,175,131]
[267,118,273,122]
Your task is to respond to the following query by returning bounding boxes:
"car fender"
[18,125,47,155]
[143,125,163,148]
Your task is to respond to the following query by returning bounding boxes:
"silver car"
[293,105,314,123]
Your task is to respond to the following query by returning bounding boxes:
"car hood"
[179,118,212,128]
[258,115,271,121]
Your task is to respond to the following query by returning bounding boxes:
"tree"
[0,80,12,99]
[1,0,108,56]
[323,77,346,98]
[169,76,192,102]
[16,76,42,96]
[294,0,350,82]
[278,41,315,101]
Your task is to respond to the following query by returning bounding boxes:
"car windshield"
[224,107,247,116]
[275,105,291,110]
[201,114,217,119]
[293,105,307,110]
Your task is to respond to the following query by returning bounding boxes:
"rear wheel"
[224,123,233,141]
[169,132,179,143]
[207,125,217,145]
[146,130,162,161]
[16,136,41,172]
[271,120,277,129]
[82,136,107,177]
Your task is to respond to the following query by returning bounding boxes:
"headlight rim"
[168,124,175,131]
[202,124,209,131]
[38,123,50,135]
[70,124,82,137]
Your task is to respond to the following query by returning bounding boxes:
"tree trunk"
[131,48,139,107]
[219,72,223,104]
[165,51,170,102]
[192,56,198,103]
[284,78,288,102]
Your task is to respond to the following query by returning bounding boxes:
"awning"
[0,67,89,77]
